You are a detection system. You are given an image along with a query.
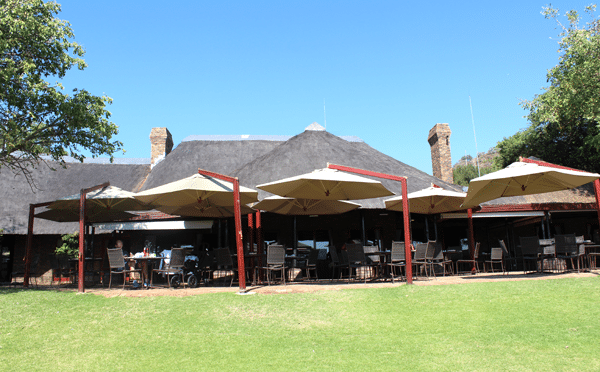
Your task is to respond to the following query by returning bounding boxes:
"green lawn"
[1,277,599,371]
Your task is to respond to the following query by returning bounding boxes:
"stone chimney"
[150,127,173,168]
[428,123,453,183]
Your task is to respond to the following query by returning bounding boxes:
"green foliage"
[0,0,123,186]
[453,162,500,186]
[54,232,78,258]
[453,164,479,186]
[497,5,600,172]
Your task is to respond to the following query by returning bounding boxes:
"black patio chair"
[329,245,348,281]
[388,241,406,283]
[412,242,430,278]
[303,249,319,281]
[255,245,286,285]
[431,241,453,276]
[520,236,543,273]
[213,248,238,287]
[456,242,481,274]
[363,245,382,280]
[107,248,141,289]
[555,234,583,273]
[151,248,185,288]
[346,243,368,283]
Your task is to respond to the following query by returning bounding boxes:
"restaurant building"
[1,122,598,283]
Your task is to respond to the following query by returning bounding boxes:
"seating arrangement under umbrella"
[252,195,360,215]
[462,161,600,208]
[384,184,467,214]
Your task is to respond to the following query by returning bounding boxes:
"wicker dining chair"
[456,242,481,274]
[346,243,368,283]
[431,241,453,276]
[213,248,238,287]
[302,249,319,281]
[151,248,185,288]
[107,248,141,289]
[519,236,543,274]
[412,242,430,278]
[363,245,382,279]
[555,234,582,273]
[388,241,406,283]
[255,245,286,285]
[486,247,504,273]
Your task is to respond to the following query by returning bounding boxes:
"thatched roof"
[231,130,461,208]
[141,139,282,190]
[0,161,150,234]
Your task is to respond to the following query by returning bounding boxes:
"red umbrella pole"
[326,163,412,284]
[77,182,109,293]
[198,168,246,291]
[23,202,52,288]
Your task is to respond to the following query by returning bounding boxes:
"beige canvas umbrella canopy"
[35,208,136,223]
[256,167,394,200]
[253,195,361,215]
[48,185,150,212]
[134,173,258,209]
[385,185,468,214]
[157,202,255,218]
[462,161,600,208]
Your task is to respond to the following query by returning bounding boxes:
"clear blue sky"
[56,0,594,175]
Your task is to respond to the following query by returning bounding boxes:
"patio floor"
[76,269,600,297]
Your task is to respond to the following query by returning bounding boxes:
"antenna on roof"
[323,100,326,130]
[469,96,481,177]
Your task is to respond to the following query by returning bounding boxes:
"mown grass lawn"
[1,277,599,371]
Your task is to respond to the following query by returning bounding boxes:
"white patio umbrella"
[385,185,468,214]
[462,161,600,208]
[134,173,259,208]
[156,202,255,218]
[256,167,394,200]
[48,185,150,212]
[253,195,361,215]
[35,208,137,223]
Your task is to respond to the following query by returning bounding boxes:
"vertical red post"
[248,211,254,252]
[400,178,412,284]
[256,211,264,274]
[197,169,246,291]
[78,191,86,293]
[23,204,35,288]
[594,179,600,234]
[467,208,475,272]
[326,163,413,284]
[232,179,246,290]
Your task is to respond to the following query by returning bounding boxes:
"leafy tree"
[453,164,479,186]
[453,162,500,187]
[54,232,78,258]
[0,0,123,186]
[496,5,600,172]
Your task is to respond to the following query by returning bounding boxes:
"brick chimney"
[150,127,173,168]
[428,123,453,183]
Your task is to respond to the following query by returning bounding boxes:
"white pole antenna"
[323,100,326,130]
[469,96,481,177]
